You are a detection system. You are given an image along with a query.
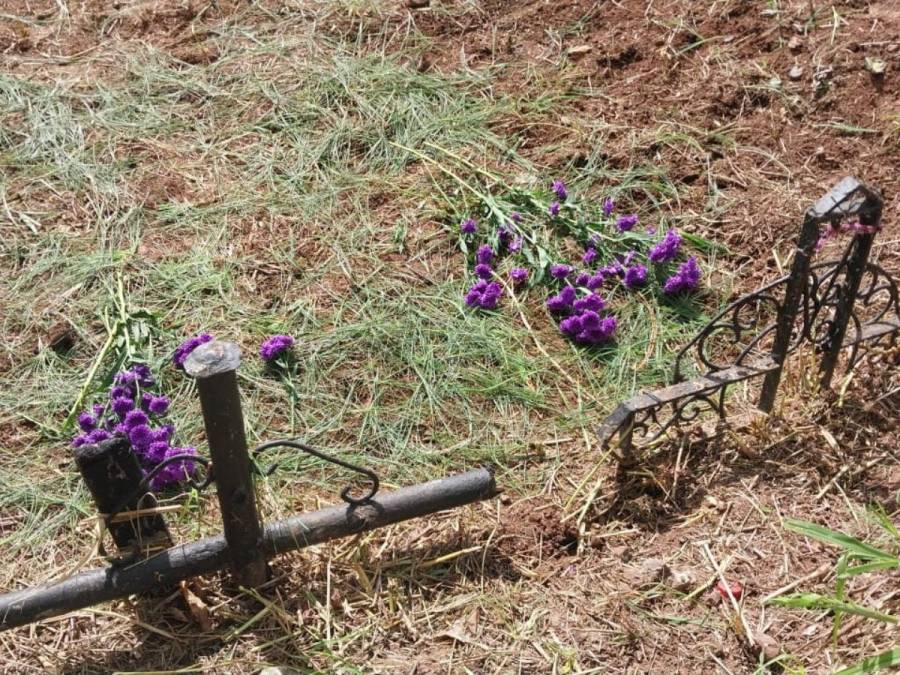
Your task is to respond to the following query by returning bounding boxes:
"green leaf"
[770,593,897,624]
[839,560,900,578]
[869,506,900,540]
[835,647,900,675]
[784,520,896,562]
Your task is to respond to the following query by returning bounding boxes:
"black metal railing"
[599,176,898,461]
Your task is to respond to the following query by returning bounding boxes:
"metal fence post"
[757,214,820,412]
[74,437,172,556]
[818,204,882,386]
[184,341,268,588]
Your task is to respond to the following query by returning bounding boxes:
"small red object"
[716,580,743,601]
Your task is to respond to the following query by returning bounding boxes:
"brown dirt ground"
[2,0,899,673]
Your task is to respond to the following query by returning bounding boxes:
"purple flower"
[128,424,153,450]
[575,271,591,287]
[152,425,175,443]
[148,395,170,416]
[72,435,89,448]
[573,293,606,313]
[131,364,154,387]
[586,272,605,291]
[623,264,648,289]
[613,250,636,273]
[77,412,97,432]
[601,263,620,277]
[474,263,493,280]
[146,441,170,464]
[114,371,136,386]
[464,279,503,310]
[602,197,615,216]
[664,256,702,295]
[508,236,523,253]
[87,429,111,444]
[260,335,295,362]
[173,333,214,368]
[549,201,561,218]
[111,396,135,418]
[123,409,150,430]
[92,403,105,416]
[559,311,617,345]
[510,212,522,223]
[460,218,477,235]
[582,247,598,266]
[648,229,682,264]
[150,447,197,490]
[551,180,568,201]
[616,214,639,232]
[546,285,576,313]
[558,315,580,336]
[140,392,154,412]
[550,264,572,280]
[497,225,512,246]
[476,244,494,266]
[109,385,133,401]
[510,267,530,284]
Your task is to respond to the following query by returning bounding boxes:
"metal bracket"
[252,439,380,506]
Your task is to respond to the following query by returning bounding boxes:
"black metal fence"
[0,342,497,631]
[598,176,898,461]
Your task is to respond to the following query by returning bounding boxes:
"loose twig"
[760,563,831,604]
[702,542,755,648]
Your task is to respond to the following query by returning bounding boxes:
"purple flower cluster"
[623,264,648,289]
[510,267,529,284]
[461,218,477,235]
[260,335,295,362]
[546,286,576,313]
[550,264,572,280]
[663,256,702,294]
[560,311,618,345]
[72,364,195,490]
[465,244,505,309]
[455,178,707,342]
[465,279,503,309]
[173,333,214,368]
[548,287,617,345]
[648,229,682,263]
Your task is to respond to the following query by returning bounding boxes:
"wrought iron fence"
[598,176,898,461]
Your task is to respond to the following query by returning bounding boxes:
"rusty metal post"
[184,341,268,587]
[74,437,172,557]
[757,213,820,412]
[818,208,882,387]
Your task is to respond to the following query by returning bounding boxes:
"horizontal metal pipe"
[0,467,496,631]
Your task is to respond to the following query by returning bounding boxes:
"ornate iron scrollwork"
[252,439,380,506]
[599,176,897,457]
